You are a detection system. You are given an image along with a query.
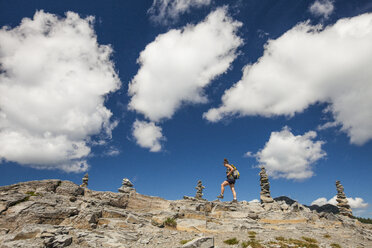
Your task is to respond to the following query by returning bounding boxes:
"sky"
[0,0,371,218]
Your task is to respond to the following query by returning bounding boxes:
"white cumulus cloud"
[347,197,369,209]
[0,11,120,172]
[253,127,326,180]
[204,13,372,145]
[311,197,329,206]
[309,0,334,19]
[312,196,369,209]
[148,0,212,25]
[132,120,164,152]
[129,7,242,122]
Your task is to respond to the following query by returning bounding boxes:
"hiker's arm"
[226,165,234,176]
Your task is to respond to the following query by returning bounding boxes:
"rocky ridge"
[0,179,371,248]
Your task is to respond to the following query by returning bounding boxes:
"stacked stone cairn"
[80,173,89,188]
[259,167,274,204]
[336,180,353,217]
[195,180,205,200]
[118,178,135,193]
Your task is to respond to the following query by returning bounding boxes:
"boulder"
[44,235,73,248]
[55,181,84,197]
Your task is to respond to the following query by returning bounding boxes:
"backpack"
[231,164,240,179]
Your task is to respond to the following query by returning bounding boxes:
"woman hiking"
[217,158,237,203]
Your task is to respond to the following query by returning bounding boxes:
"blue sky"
[0,0,371,217]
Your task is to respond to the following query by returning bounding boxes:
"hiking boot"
[232,199,238,203]
[217,194,224,199]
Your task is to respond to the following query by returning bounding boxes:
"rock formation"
[336,180,353,217]
[0,180,370,248]
[80,173,89,188]
[118,178,135,193]
[195,180,205,200]
[259,167,274,204]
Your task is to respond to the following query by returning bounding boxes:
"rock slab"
[181,236,214,248]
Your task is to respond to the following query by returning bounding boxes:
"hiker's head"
[223,158,229,165]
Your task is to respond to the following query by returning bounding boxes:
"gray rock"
[118,178,135,193]
[323,212,339,221]
[53,235,73,247]
[0,202,7,214]
[0,228,9,235]
[0,179,62,194]
[102,208,128,218]
[55,181,84,197]
[279,202,289,211]
[263,202,281,212]
[0,193,30,213]
[139,236,152,244]
[126,213,140,224]
[181,236,214,248]
[290,202,310,212]
[40,232,55,238]
[43,234,73,248]
[121,232,139,241]
[247,213,259,220]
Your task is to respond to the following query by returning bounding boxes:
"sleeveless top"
[226,166,235,180]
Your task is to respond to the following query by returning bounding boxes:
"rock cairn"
[259,167,274,204]
[118,178,135,193]
[336,180,352,217]
[195,180,205,200]
[80,173,89,188]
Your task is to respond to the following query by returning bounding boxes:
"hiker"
[217,158,237,202]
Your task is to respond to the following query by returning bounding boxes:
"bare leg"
[220,181,229,196]
[229,184,237,200]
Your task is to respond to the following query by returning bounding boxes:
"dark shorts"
[227,177,235,185]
